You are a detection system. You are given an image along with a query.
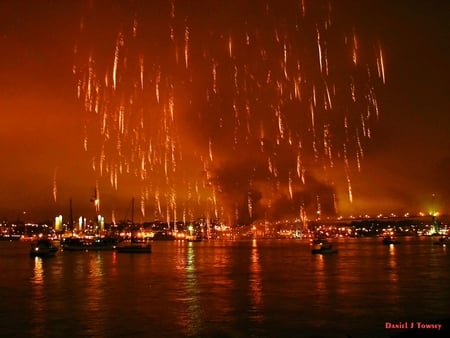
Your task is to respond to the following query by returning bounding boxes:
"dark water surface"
[0,237,449,337]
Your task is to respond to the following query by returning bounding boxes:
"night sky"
[0,0,449,224]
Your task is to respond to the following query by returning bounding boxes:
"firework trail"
[73,0,385,224]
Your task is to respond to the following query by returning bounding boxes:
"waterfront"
[0,237,449,337]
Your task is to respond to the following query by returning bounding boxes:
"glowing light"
[73,0,385,224]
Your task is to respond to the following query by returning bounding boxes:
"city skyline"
[0,0,449,224]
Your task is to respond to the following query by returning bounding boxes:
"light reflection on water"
[0,237,449,338]
[249,239,263,325]
[31,257,45,337]
[388,244,402,309]
[84,254,106,337]
[178,241,203,337]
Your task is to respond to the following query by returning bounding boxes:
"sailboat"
[30,238,58,257]
[116,240,151,253]
[311,239,338,254]
[116,198,152,254]
[433,236,449,246]
[61,196,118,251]
[382,235,400,245]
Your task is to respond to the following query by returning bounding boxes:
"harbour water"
[0,237,449,338]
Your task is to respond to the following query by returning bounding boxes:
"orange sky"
[0,0,449,223]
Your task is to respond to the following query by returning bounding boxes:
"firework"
[73,0,385,224]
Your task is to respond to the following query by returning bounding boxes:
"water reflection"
[175,241,203,336]
[84,254,107,337]
[386,244,401,312]
[185,242,202,336]
[205,242,234,327]
[313,253,325,290]
[249,239,263,323]
[31,257,45,337]
[12,237,449,338]
[388,244,398,282]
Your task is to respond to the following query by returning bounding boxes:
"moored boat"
[186,234,202,242]
[89,237,119,250]
[30,238,58,258]
[433,236,448,246]
[60,237,84,251]
[116,242,152,254]
[311,240,337,254]
[152,231,176,241]
[0,234,21,241]
[115,197,152,253]
[61,237,118,251]
[382,236,400,245]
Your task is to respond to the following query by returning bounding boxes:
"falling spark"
[377,44,386,84]
[112,32,123,90]
[288,172,293,199]
[184,23,189,69]
[248,193,252,219]
[139,55,144,90]
[74,0,385,223]
[209,137,213,162]
[53,168,58,202]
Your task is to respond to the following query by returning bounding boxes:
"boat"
[186,234,202,242]
[115,198,152,253]
[88,237,119,250]
[61,237,118,251]
[60,237,84,251]
[0,234,21,241]
[382,236,400,245]
[433,236,449,246]
[311,237,327,245]
[30,238,58,258]
[152,231,176,241]
[311,240,338,254]
[116,241,152,254]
